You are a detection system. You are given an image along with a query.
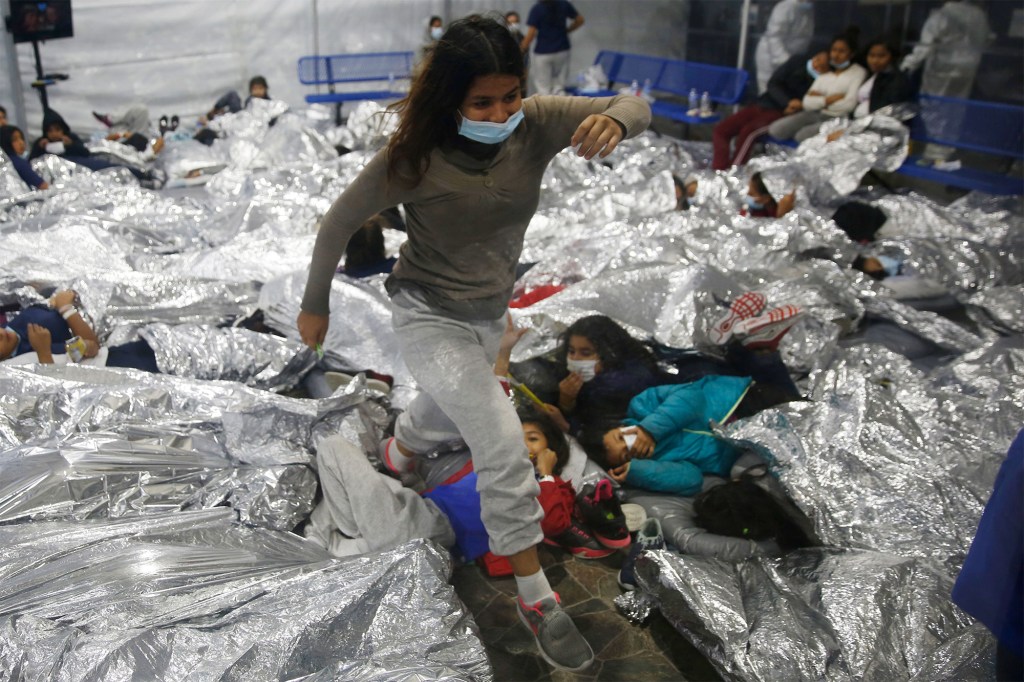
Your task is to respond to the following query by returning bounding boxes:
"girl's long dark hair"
[556,315,659,375]
[0,125,23,157]
[386,14,525,186]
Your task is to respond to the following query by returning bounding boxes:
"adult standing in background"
[521,0,584,95]
[900,0,991,99]
[900,0,992,161]
[755,0,815,94]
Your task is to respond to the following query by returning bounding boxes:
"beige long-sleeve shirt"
[301,94,651,319]
[802,64,868,117]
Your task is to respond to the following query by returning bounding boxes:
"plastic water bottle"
[641,78,652,100]
[630,79,640,96]
[700,91,712,117]
[688,88,699,115]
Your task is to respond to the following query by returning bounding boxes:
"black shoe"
[543,520,616,559]
[576,479,631,549]
[92,111,112,127]
[170,114,179,131]
[158,115,168,136]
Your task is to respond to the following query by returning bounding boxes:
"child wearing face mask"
[552,315,665,438]
[0,125,49,190]
[576,322,804,498]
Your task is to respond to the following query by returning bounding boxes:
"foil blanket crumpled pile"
[0,99,1021,680]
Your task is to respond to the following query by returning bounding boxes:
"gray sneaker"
[516,593,594,672]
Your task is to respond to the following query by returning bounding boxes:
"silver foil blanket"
[0,363,383,527]
[138,322,314,391]
[0,511,490,681]
[619,547,988,682]
[617,337,1022,680]
[0,109,1019,682]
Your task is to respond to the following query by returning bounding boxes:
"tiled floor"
[451,543,722,682]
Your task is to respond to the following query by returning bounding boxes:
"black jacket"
[30,109,90,160]
[869,67,914,113]
[758,53,817,111]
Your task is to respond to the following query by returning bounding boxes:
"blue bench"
[574,50,748,125]
[899,94,1023,195]
[297,51,413,106]
[767,95,1023,195]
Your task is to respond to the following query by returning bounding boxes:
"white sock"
[384,437,416,472]
[515,569,554,605]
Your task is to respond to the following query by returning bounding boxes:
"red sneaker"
[735,304,804,351]
[543,520,616,559]
[709,292,767,345]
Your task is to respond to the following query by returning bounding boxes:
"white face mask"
[508,22,520,31]
[620,427,637,450]
[430,26,443,40]
[566,359,598,382]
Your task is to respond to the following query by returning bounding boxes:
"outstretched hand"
[499,312,529,356]
[571,114,623,160]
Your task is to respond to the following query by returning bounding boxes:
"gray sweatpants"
[767,110,828,142]
[306,435,455,556]
[391,288,543,557]
[531,50,571,95]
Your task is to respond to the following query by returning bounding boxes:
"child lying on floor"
[0,289,157,371]
[578,294,805,497]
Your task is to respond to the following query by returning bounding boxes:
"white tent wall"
[0,0,686,134]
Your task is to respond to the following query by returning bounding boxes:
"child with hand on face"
[550,315,664,437]
[578,293,805,497]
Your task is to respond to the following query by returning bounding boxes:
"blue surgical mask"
[831,60,851,70]
[745,196,764,211]
[458,108,524,145]
[877,255,903,277]
[807,60,820,79]
[430,26,443,40]
[796,1,813,11]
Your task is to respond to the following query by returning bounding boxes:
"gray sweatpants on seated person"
[767,110,829,143]
[306,435,455,555]
[391,288,543,557]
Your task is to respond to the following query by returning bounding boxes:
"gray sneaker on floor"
[516,593,594,672]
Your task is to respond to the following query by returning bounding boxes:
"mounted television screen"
[9,0,73,44]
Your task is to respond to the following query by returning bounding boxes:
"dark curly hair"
[518,406,570,475]
[556,315,658,376]
[694,479,813,551]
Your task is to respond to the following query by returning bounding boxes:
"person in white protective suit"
[755,0,815,94]
[900,0,993,161]
[900,0,992,99]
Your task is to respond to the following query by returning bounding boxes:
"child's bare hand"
[541,403,570,432]
[608,463,630,483]
[27,323,51,352]
[535,448,557,477]
[559,372,584,400]
[499,313,529,354]
[50,289,76,308]
[624,426,655,458]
